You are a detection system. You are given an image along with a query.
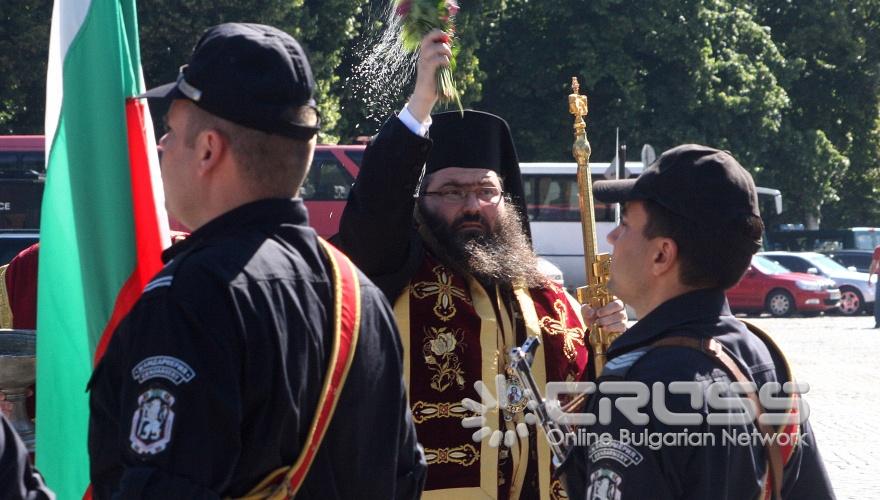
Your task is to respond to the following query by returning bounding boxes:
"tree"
[3,0,879,233]
[137,0,368,142]
[0,0,51,134]
[474,0,789,169]
[754,0,880,227]
[760,125,849,229]
[331,0,503,141]
[0,0,370,140]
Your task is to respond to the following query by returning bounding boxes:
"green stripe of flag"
[38,0,147,497]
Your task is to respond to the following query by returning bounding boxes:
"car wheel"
[837,287,864,316]
[765,289,794,317]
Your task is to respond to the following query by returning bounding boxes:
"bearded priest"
[337,30,626,500]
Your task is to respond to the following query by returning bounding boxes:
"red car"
[727,255,841,317]
[1,135,367,239]
[301,145,365,238]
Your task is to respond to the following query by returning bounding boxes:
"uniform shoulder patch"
[131,356,196,385]
[601,349,650,377]
[130,388,176,455]
[143,275,174,293]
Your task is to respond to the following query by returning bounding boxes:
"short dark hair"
[641,199,764,289]
[184,104,316,193]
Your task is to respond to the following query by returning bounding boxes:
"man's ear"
[651,237,679,277]
[194,128,226,176]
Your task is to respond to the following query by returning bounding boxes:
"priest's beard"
[419,202,549,289]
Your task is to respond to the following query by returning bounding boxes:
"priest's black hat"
[425,110,530,239]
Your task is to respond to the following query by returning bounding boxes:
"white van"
[520,161,643,290]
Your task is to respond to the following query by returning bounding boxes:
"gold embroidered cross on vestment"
[411,265,470,321]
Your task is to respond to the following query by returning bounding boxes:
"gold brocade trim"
[425,444,480,467]
[423,326,467,392]
[412,265,470,321]
[538,299,585,362]
[509,415,529,500]
[0,265,12,329]
[397,271,556,499]
[467,278,502,496]
[411,401,471,424]
[514,288,552,500]
[394,287,411,386]
[550,479,568,500]
[422,487,494,499]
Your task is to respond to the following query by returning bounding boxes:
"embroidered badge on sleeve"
[130,388,176,455]
[589,439,644,467]
[132,355,196,385]
[588,468,623,500]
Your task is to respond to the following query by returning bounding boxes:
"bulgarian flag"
[38,0,169,497]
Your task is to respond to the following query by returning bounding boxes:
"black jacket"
[0,414,53,499]
[336,115,431,300]
[88,198,426,499]
[558,288,835,499]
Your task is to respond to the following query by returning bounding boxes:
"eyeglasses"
[422,186,504,205]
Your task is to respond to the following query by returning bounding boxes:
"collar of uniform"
[608,287,732,355]
[162,198,309,263]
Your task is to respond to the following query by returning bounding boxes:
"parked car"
[0,135,44,232]
[537,258,565,288]
[727,255,840,317]
[0,230,39,265]
[821,249,873,273]
[760,251,875,315]
[299,145,364,238]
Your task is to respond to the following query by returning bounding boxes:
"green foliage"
[475,0,789,166]
[136,0,365,144]
[2,0,880,229]
[283,0,369,143]
[137,0,293,90]
[0,0,50,134]
[752,0,880,227]
[761,125,849,227]
[394,0,456,51]
[330,1,494,139]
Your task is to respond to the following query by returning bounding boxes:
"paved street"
[744,314,880,499]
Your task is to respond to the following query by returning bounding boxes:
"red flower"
[396,0,412,17]
[445,0,460,17]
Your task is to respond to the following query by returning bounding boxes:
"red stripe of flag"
[92,99,165,365]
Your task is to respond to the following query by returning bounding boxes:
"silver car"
[760,251,875,315]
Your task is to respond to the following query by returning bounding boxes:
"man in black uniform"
[558,145,835,499]
[88,23,426,499]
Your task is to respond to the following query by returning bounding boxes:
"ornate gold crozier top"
[569,77,591,168]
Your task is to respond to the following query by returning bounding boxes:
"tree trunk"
[805,210,821,230]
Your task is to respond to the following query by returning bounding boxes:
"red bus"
[0,135,364,238]
[0,135,45,231]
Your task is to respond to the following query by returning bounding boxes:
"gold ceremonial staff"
[569,77,621,378]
